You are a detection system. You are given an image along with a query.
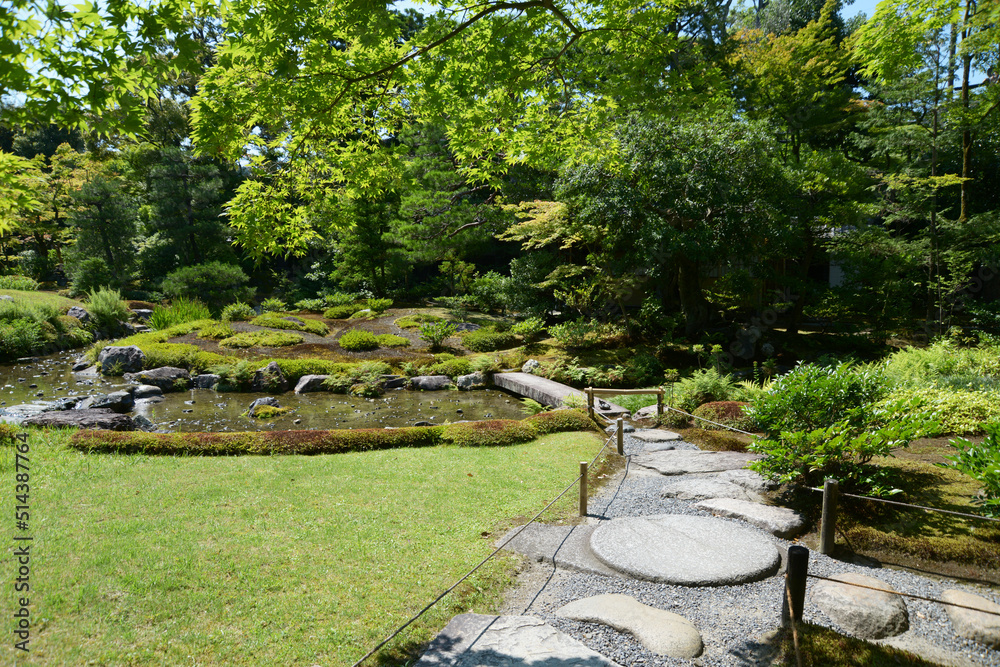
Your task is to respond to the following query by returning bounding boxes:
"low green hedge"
[441,420,539,447]
[339,329,379,351]
[376,333,410,348]
[251,313,329,336]
[523,409,597,434]
[462,327,518,352]
[324,304,365,319]
[220,330,304,349]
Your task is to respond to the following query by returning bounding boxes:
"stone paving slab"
[660,478,764,503]
[941,589,1000,648]
[630,429,682,443]
[496,524,620,577]
[813,573,909,639]
[556,593,703,658]
[693,498,806,538]
[589,514,781,586]
[414,613,621,666]
[631,450,760,476]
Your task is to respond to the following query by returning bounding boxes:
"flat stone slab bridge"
[493,372,629,417]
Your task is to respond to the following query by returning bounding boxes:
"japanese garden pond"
[0,352,526,433]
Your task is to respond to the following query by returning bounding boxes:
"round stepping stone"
[813,572,908,639]
[941,589,1000,648]
[589,514,781,586]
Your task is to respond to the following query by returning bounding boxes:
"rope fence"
[350,428,619,667]
[803,573,1000,619]
[807,485,1000,524]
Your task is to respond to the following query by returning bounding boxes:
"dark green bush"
[441,420,539,447]
[425,357,472,378]
[366,298,393,313]
[260,297,287,313]
[0,318,43,359]
[70,257,115,296]
[463,327,518,352]
[0,275,39,291]
[221,301,256,322]
[148,298,212,330]
[86,287,130,332]
[324,304,364,319]
[339,329,379,351]
[523,409,596,434]
[376,333,410,348]
[160,262,255,314]
[419,321,458,351]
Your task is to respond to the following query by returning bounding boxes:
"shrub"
[348,309,375,320]
[0,318,43,359]
[880,387,1000,435]
[395,313,442,329]
[148,298,212,330]
[469,271,511,314]
[669,368,738,413]
[692,401,757,432]
[0,423,21,445]
[249,405,294,419]
[881,339,1000,389]
[251,313,330,336]
[86,287,129,332]
[339,329,380,351]
[138,342,227,372]
[548,318,600,348]
[419,321,458,351]
[462,327,518,352]
[441,420,539,447]
[511,317,545,342]
[748,363,889,436]
[70,257,115,296]
[376,333,410,348]
[0,275,39,291]
[197,322,235,340]
[470,355,502,373]
[324,304,364,319]
[366,298,393,314]
[425,357,472,378]
[221,301,256,322]
[220,330,304,348]
[294,298,325,312]
[260,297,287,313]
[624,351,663,387]
[940,422,1000,517]
[523,409,596,434]
[160,262,255,314]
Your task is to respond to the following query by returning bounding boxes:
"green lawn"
[1,428,607,666]
[0,289,81,310]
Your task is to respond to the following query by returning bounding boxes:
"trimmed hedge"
[220,330,304,349]
[339,329,379,351]
[462,327,518,352]
[376,333,410,348]
[0,424,21,445]
[523,409,597,434]
[251,313,330,336]
[440,420,540,447]
[324,304,365,319]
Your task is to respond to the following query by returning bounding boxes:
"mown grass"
[0,428,607,666]
[0,289,81,310]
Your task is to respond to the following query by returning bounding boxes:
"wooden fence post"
[586,387,594,419]
[820,478,839,555]
[657,389,663,418]
[616,417,624,455]
[579,461,588,517]
[782,545,809,625]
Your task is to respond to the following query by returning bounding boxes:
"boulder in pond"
[132,384,163,399]
[252,361,287,393]
[97,345,146,375]
[380,374,407,389]
[76,391,135,414]
[294,374,329,394]
[410,375,452,391]
[22,408,136,431]
[522,359,540,374]
[193,374,221,389]
[247,397,280,417]
[124,366,191,391]
[456,371,485,390]
[67,306,91,323]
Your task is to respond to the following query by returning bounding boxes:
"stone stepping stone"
[632,429,682,443]
[556,593,703,658]
[589,514,781,586]
[414,613,620,666]
[496,524,620,577]
[660,478,764,503]
[941,589,1000,648]
[693,498,806,538]
[813,572,909,639]
[632,450,760,476]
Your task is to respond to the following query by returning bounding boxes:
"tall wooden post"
[586,387,594,419]
[579,461,588,517]
[782,545,809,625]
[616,417,624,455]
[820,478,839,555]
[656,389,663,417]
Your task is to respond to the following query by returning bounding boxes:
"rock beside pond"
[71,357,93,372]
[193,374,221,390]
[131,308,153,321]
[247,397,280,417]
[410,375,451,391]
[97,345,146,375]
[125,366,191,391]
[380,374,407,389]
[456,372,485,390]
[22,408,136,431]
[252,361,287,393]
[522,359,540,374]
[77,390,135,414]
[294,375,329,393]
[133,384,163,399]
[67,306,91,323]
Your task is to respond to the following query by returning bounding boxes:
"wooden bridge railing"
[584,387,664,420]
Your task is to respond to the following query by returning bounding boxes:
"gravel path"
[501,432,1000,667]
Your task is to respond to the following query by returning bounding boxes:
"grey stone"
[813,572,909,639]
[66,306,90,323]
[414,613,619,667]
[133,414,155,431]
[71,357,92,372]
[22,408,136,431]
[693,498,806,538]
[631,429,681,443]
[589,514,781,586]
[410,375,452,391]
[456,371,485,390]
[496,524,620,577]
[0,295,12,301]
[521,359,540,374]
[97,345,146,375]
[452,322,480,332]
[606,423,636,434]
[294,374,329,393]
[941,589,1000,648]
[492,372,627,414]
[380,374,407,389]
[131,308,153,321]
[124,366,190,391]
[280,316,304,325]
[660,477,764,503]
[633,404,662,419]
[252,361,287,393]
[74,364,99,376]
[193,374,221,390]
[632,450,760,475]
[247,397,280,417]
[77,391,134,414]
[556,594,703,658]
[132,384,163,399]
[716,468,777,493]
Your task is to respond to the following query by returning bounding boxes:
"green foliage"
[294,298,328,312]
[0,275,38,291]
[259,297,287,313]
[469,271,511,314]
[0,317,42,359]
[749,363,889,436]
[441,420,538,447]
[324,304,365,319]
[148,298,212,331]
[881,340,1000,390]
[68,257,115,296]
[425,357,472,378]
[366,298,393,313]
[692,402,757,432]
[348,308,376,320]
[940,423,1000,517]
[0,424,21,445]
[219,330,304,349]
[248,405,293,419]
[160,262,255,314]
[375,334,410,348]
[519,398,548,415]
[251,313,330,336]
[419,321,458,351]
[523,408,596,434]
[510,317,545,342]
[880,387,1000,436]
[197,322,235,340]
[670,368,740,413]
[462,327,517,352]
[394,313,442,329]
[338,329,379,351]
[86,287,129,332]
[548,318,600,348]
[137,343,227,373]
[220,301,256,322]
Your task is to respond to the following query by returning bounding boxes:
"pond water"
[0,352,526,432]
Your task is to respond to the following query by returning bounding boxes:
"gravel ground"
[502,433,1000,667]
